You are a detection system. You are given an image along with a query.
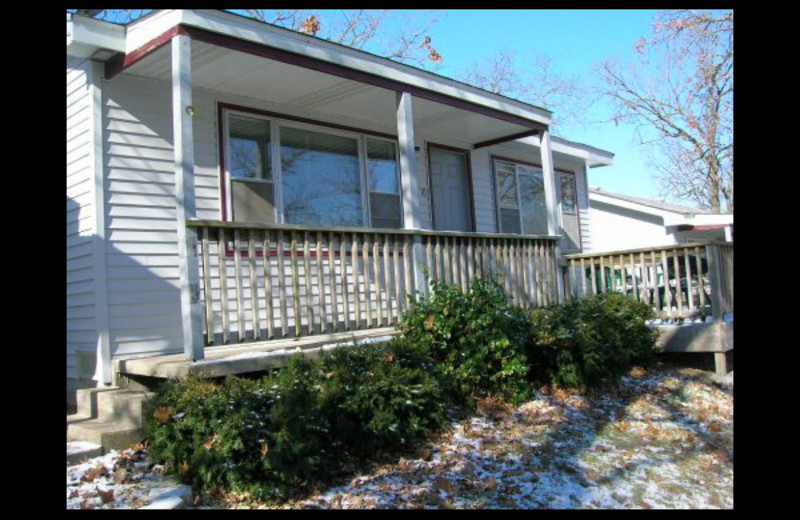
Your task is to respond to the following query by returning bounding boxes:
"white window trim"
[222,107,404,229]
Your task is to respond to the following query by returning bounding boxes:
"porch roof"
[68,9,559,149]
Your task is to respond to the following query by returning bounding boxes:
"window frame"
[491,156,548,236]
[218,103,404,230]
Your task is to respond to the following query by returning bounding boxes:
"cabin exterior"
[69,10,733,404]
[588,189,734,252]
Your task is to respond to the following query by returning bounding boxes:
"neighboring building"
[588,188,733,252]
[67,9,614,399]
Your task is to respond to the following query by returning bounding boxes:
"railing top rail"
[563,241,732,260]
[187,219,561,242]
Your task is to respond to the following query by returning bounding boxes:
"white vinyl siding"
[67,57,97,380]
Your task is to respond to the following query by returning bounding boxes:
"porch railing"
[187,220,561,346]
[562,242,733,321]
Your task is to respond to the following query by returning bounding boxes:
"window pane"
[560,174,577,214]
[228,115,271,180]
[500,208,521,234]
[519,170,548,235]
[367,139,399,193]
[370,193,401,228]
[232,180,275,223]
[496,162,518,207]
[280,126,363,227]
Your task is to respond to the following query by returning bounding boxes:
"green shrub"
[146,338,447,501]
[318,338,448,458]
[145,376,274,496]
[526,292,658,388]
[399,278,532,404]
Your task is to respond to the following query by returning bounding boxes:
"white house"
[67,9,616,400]
[588,189,733,252]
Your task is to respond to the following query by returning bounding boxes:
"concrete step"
[68,387,155,452]
[75,386,122,418]
[67,417,147,451]
[95,389,155,426]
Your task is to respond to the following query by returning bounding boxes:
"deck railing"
[187,220,560,346]
[562,242,733,321]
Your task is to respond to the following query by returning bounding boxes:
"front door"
[429,146,473,231]
[557,171,581,252]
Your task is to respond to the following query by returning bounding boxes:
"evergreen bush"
[526,292,658,388]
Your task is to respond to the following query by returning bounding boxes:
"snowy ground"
[215,365,733,509]
[66,446,190,509]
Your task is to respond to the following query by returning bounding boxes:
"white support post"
[396,91,427,299]
[172,34,205,361]
[89,60,112,386]
[540,128,566,303]
[724,225,733,242]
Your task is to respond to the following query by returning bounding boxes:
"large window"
[494,159,548,235]
[366,139,402,229]
[224,109,403,229]
[280,126,362,227]
[228,115,275,223]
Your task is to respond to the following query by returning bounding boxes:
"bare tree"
[73,9,444,69]
[598,10,733,213]
[461,50,590,131]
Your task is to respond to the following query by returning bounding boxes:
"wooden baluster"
[467,237,475,286]
[610,255,617,295]
[425,235,433,290]
[639,252,648,306]
[375,234,384,327]
[509,241,518,306]
[200,227,214,345]
[660,250,672,318]
[452,238,461,290]
[580,257,587,298]
[316,231,325,334]
[304,232,314,334]
[683,247,694,315]
[351,233,361,329]
[521,241,530,308]
[276,231,288,337]
[328,232,339,332]
[233,229,245,342]
[672,248,683,317]
[218,228,230,344]
[290,233,301,337]
[403,235,412,310]
[340,233,350,331]
[263,230,274,340]
[363,233,372,328]
[393,235,403,322]
[694,246,706,318]
[598,256,606,295]
[649,251,660,314]
[532,240,544,307]
[543,242,552,305]
[248,230,260,340]
[443,236,451,286]
[383,234,393,325]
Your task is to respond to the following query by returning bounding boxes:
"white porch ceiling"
[122,41,532,147]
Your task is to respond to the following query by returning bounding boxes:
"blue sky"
[418,9,665,200]
[83,9,672,201]
[297,9,667,200]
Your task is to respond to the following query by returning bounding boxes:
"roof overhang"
[511,135,615,167]
[66,13,126,59]
[67,10,552,141]
[590,190,733,227]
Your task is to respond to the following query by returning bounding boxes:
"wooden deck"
[115,327,398,380]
